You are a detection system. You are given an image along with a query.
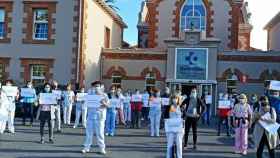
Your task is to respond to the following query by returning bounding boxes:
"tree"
[104,0,119,11]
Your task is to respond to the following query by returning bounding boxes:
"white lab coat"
[0,92,9,133]
[83,90,108,151]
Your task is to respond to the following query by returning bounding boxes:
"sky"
[114,0,280,50]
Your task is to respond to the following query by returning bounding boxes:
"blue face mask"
[45,88,51,92]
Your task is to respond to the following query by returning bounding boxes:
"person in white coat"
[0,85,9,134]
[52,80,62,133]
[62,83,75,125]
[3,80,19,134]
[149,88,162,137]
[82,81,109,155]
[166,95,184,158]
[73,87,87,128]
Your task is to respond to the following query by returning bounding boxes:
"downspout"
[77,0,85,86]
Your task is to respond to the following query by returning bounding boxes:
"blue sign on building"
[175,48,208,80]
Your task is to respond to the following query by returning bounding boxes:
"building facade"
[265,12,280,51]
[101,0,280,112]
[0,0,126,87]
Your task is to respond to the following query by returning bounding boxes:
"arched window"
[145,72,156,90]
[180,0,206,31]
[112,72,122,88]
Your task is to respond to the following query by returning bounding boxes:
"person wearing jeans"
[52,80,62,133]
[123,92,131,124]
[62,83,75,125]
[149,88,162,137]
[181,88,205,149]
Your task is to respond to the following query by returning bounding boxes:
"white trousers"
[63,105,72,125]
[166,132,184,158]
[74,107,87,128]
[84,109,106,151]
[52,105,61,130]
[0,120,6,133]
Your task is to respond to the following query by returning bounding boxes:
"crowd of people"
[0,79,279,158]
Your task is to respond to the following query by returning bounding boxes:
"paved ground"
[0,119,279,158]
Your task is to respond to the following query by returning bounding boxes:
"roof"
[264,12,280,30]
[94,0,127,28]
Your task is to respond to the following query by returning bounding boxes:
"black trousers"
[40,119,54,140]
[131,110,141,128]
[141,107,150,122]
[257,133,275,158]
[217,116,230,135]
[22,103,34,124]
[184,117,198,146]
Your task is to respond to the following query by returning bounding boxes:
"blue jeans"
[105,108,117,135]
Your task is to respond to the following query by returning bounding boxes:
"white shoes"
[81,148,90,154]
[73,126,76,129]
[99,149,106,155]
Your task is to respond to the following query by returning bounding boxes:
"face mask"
[191,92,197,98]
[45,88,50,92]
[156,92,160,97]
[27,84,32,88]
[240,99,246,104]
[6,83,12,86]
[96,87,102,94]
[81,89,85,93]
[136,91,140,95]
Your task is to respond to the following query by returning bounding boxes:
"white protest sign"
[218,100,231,109]
[85,94,103,108]
[205,95,212,104]
[2,86,18,97]
[269,80,280,91]
[52,90,62,99]
[20,88,35,97]
[131,95,142,102]
[76,93,87,101]
[165,118,184,133]
[259,120,280,135]
[161,98,170,106]
[39,93,57,105]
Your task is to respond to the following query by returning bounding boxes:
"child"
[62,83,75,125]
[166,95,184,158]
[232,94,252,155]
[38,83,55,144]
[73,87,87,128]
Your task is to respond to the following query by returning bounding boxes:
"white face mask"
[96,87,102,94]
[191,92,197,98]
[6,83,12,86]
[156,92,161,97]
[172,99,177,104]
[45,88,51,92]
[240,99,246,104]
[27,84,32,88]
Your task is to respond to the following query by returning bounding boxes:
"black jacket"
[181,97,205,118]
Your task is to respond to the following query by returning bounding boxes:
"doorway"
[181,84,197,96]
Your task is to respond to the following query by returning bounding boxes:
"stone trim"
[102,52,167,61]
[0,1,13,43]
[218,54,280,63]
[22,1,57,45]
[0,57,10,81]
[20,58,54,83]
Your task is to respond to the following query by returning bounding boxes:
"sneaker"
[105,133,109,136]
[99,149,106,155]
[40,139,45,144]
[193,145,197,150]
[242,151,247,155]
[73,126,76,129]
[109,133,114,136]
[49,139,54,144]
[81,148,90,154]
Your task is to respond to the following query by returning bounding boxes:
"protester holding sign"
[21,81,37,126]
[37,83,55,144]
[232,94,252,155]
[217,93,231,136]
[62,83,75,125]
[2,80,19,134]
[130,89,143,129]
[105,86,120,136]
[165,95,184,158]
[253,96,279,158]
[149,88,162,137]
[82,81,109,155]
[51,80,62,133]
[73,87,87,128]
[0,87,9,134]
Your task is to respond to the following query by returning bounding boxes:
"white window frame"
[112,74,122,87]
[33,9,49,40]
[30,65,46,83]
[145,73,156,88]
[180,0,206,31]
[0,9,5,39]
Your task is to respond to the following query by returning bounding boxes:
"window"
[31,65,46,85]
[104,27,111,48]
[112,73,122,88]
[145,73,156,89]
[0,64,4,82]
[180,0,206,31]
[33,9,49,40]
[0,9,5,39]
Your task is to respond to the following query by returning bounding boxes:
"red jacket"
[130,102,142,111]
[218,108,231,118]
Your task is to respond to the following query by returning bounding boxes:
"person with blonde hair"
[232,94,253,155]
